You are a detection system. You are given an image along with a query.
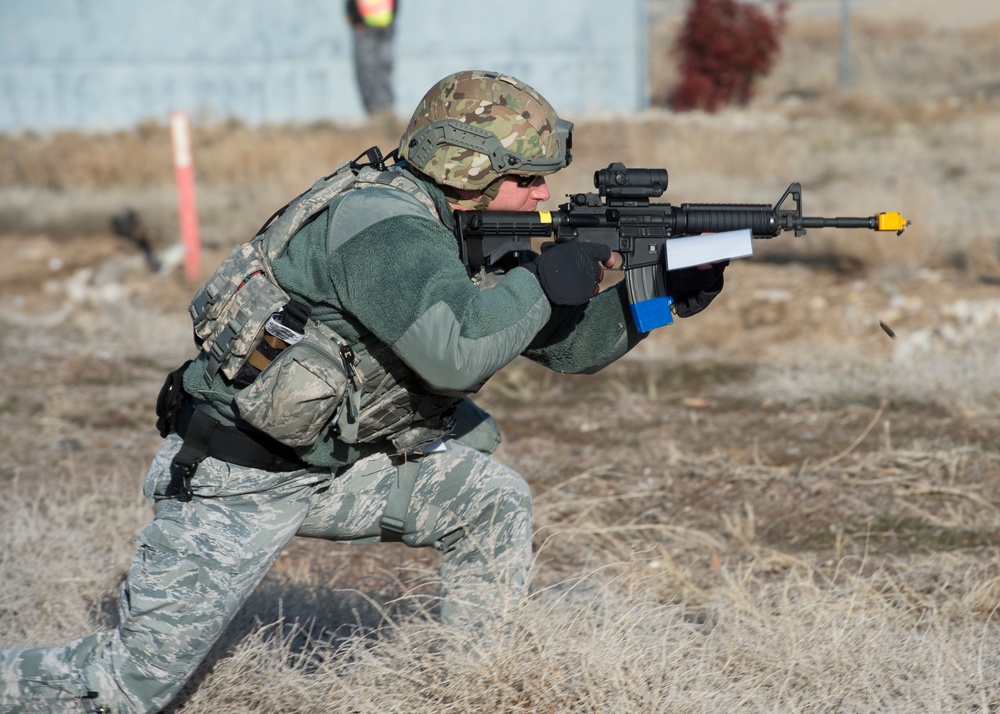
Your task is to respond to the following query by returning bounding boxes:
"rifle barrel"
[801,216,875,230]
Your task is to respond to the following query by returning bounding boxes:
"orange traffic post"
[169,111,202,282]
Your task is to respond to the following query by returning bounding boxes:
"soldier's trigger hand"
[521,240,612,306]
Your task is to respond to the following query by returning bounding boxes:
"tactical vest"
[187,157,462,454]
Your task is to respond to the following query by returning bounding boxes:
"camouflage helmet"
[399,70,573,192]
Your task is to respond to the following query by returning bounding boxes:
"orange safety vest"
[356,0,395,28]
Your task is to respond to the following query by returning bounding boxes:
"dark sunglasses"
[512,175,542,188]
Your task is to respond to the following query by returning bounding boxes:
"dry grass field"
[2,3,1000,711]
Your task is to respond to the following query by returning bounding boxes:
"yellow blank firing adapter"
[877,211,911,235]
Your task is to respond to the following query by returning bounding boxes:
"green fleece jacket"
[184,168,646,466]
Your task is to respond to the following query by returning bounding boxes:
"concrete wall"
[0,0,648,133]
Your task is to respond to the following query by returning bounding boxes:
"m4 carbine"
[454,162,910,332]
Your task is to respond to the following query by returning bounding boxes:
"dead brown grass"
[3,346,999,712]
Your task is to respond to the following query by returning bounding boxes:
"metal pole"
[840,0,852,90]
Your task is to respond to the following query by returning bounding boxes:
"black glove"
[666,262,728,318]
[521,240,612,306]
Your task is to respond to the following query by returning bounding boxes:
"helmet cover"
[399,70,572,192]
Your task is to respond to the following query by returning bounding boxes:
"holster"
[155,360,192,438]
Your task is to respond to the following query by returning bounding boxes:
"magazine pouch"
[234,323,351,448]
[188,242,290,383]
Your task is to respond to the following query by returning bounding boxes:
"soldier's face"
[487,175,550,212]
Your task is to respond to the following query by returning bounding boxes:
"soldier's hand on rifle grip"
[667,262,728,318]
[521,240,614,306]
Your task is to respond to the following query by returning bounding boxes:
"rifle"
[453,163,910,332]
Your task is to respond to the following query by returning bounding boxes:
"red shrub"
[669,0,788,112]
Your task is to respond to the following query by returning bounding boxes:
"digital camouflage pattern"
[399,70,567,191]
[0,434,532,713]
[188,240,289,383]
[234,327,352,448]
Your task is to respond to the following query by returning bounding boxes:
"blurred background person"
[346,0,398,119]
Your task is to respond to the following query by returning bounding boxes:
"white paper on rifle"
[664,229,754,271]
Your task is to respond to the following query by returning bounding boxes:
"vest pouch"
[189,242,290,382]
[234,327,349,448]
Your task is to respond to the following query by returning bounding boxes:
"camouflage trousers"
[0,434,532,714]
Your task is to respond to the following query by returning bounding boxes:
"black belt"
[166,399,309,501]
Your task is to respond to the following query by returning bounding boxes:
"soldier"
[0,70,726,713]
[345,0,398,118]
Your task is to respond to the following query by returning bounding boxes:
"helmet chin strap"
[441,176,504,211]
